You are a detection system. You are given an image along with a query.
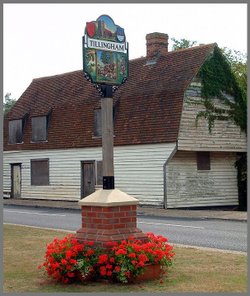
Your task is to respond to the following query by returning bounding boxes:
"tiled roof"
[4,43,216,150]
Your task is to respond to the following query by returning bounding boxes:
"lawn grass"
[3,223,247,293]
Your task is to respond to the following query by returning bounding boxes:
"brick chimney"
[146,32,169,58]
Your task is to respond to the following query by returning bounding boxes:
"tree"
[222,47,247,96]
[196,46,247,133]
[4,93,16,115]
[171,37,197,50]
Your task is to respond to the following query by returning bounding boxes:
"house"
[3,32,247,208]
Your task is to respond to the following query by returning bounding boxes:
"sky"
[3,3,247,101]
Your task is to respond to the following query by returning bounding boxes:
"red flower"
[52,262,59,269]
[128,252,136,258]
[125,271,131,277]
[109,257,115,263]
[69,259,77,265]
[115,249,127,255]
[61,259,67,265]
[98,254,108,264]
[86,248,94,256]
[106,264,113,270]
[114,266,121,272]
[67,272,75,278]
[107,270,112,277]
[39,232,175,284]
[137,261,145,267]
[66,264,72,271]
[65,250,73,259]
[100,266,107,276]
[138,254,148,263]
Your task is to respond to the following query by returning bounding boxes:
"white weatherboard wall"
[178,81,247,152]
[166,151,238,208]
[3,143,176,206]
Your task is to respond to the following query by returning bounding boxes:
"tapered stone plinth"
[76,189,148,247]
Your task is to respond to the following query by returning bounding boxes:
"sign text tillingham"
[87,38,127,53]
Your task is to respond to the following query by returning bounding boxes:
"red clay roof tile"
[4,43,216,150]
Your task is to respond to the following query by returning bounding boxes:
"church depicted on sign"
[3,32,246,208]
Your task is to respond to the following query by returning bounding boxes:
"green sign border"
[83,15,129,86]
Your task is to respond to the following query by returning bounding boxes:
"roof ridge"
[31,44,216,82]
[130,56,146,61]
[32,70,82,82]
[130,43,217,60]
[167,42,217,54]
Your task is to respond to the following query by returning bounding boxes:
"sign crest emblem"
[116,26,125,42]
[86,22,96,38]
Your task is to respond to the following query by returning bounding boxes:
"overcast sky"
[3,3,247,100]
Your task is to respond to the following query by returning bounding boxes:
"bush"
[38,232,175,284]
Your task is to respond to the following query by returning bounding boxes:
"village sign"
[83,14,129,96]
[83,15,129,189]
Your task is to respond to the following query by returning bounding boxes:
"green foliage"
[4,93,16,115]
[221,47,247,98]
[197,46,247,133]
[171,37,197,51]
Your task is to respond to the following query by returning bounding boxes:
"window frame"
[31,116,48,142]
[196,151,211,171]
[8,119,23,144]
[31,158,49,186]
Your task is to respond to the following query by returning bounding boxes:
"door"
[11,164,21,198]
[81,161,96,198]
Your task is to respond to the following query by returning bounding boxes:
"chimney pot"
[146,32,169,58]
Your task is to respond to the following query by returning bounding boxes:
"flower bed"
[38,232,175,284]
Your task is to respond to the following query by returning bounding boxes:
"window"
[31,159,49,185]
[9,119,23,144]
[197,152,211,170]
[32,116,48,142]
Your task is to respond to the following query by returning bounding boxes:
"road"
[3,205,247,253]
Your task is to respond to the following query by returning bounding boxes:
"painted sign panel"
[83,15,128,86]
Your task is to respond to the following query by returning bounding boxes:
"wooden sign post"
[101,85,115,190]
[76,15,148,247]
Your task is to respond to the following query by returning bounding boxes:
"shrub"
[38,232,175,284]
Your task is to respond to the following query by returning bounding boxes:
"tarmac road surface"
[3,205,247,253]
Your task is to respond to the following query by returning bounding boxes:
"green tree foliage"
[171,37,197,50]
[222,47,247,98]
[197,46,247,133]
[3,93,16,115]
